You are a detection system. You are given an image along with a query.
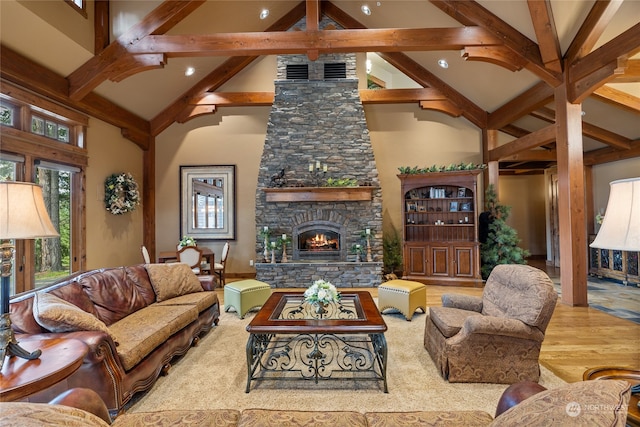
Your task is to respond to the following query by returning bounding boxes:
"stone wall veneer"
[255,46,382,288]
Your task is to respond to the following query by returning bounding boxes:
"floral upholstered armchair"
[424,264,558,383]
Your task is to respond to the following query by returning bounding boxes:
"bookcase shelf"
[398,170,482,286]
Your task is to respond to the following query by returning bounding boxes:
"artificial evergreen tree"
[480,184,529,279]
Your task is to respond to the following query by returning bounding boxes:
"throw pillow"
[33,292,118,344]
[145,263,203,302]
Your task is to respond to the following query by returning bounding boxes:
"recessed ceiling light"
[259,9,269,19]
[437,59,449,69]
[185,66,195,77]
[361,5,371,15]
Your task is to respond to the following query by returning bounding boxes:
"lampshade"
[0,182,60,239]
[590,177,640,251]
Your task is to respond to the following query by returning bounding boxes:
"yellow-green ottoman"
[224,280,272,319]
[378,279,426,321]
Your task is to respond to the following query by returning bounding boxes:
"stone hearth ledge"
[256,261,383,288]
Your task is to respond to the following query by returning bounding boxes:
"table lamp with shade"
[1,181,60,370]
[590,177,640,284]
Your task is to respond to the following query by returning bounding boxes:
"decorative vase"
[313,302,327,317]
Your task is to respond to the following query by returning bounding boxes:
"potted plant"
[383,231,403,277]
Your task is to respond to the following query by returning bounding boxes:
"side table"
[583,366,640,427]
[0,338,88,402]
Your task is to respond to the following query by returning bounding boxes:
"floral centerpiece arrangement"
[104,172,140,215]
[178,235,197,249]
[304,279,341,306]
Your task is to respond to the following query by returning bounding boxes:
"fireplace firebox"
[293,221,345,261]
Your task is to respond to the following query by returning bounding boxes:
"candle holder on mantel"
[307,161,327,186]
[271,243,277,264]
[366,235,373,262]
[259,227,271,263]
[278,235,291,263]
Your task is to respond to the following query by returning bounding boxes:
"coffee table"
[245,291,388,393]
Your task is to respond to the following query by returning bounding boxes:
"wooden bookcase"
[398,170,482,286]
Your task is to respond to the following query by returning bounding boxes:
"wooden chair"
[214,242,230,287]
[177,246,206,275]
[140,245,151,264]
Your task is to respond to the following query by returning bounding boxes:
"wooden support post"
[555,83,588,307]
[482,128,500,199]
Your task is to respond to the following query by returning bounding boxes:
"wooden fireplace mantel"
[263,187,375,202]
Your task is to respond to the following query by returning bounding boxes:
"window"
[65,0,87,18]
[1,83,87,296]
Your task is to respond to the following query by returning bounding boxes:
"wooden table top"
[246,291,387,335]
[583,366,640,427]
[0,338,88,401]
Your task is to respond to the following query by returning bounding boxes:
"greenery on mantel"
[325,177,359,187]
[398,163,486,175]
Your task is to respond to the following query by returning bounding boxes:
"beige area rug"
[128,306,565,416]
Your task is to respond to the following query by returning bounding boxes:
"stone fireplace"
[255,17,383,288]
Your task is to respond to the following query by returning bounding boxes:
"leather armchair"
[424,264,558,383]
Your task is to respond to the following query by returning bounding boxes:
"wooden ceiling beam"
[583,141,640,166]
[67,0,205,101]
[429,0,561,85]
[527,0,562,74]
[128,27,502,57]
[0,45,150,149]
[530,106,632,150]
[609,59,640,83]
[194,92,274,106]
[568,22,640,102]
[593,85,640,114]
[488,125,556,161]
[323,1,486,127]
[565,0,623,63]
[150,2,306,136]
[488,81,554,129]
[359,88,446,103]
[499,124,531,139]
[501,149,556,162]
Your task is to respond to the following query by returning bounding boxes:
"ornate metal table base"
[246,332,387,393]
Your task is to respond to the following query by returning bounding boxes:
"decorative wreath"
[104,172,140,215]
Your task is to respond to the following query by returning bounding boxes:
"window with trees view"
[1,83,87,296]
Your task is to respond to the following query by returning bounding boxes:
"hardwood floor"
[218,279,640,384]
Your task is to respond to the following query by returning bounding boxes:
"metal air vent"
[286,64,309,80]
[324,63,346,79]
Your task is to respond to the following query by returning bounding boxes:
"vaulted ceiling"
[1,0,639,174]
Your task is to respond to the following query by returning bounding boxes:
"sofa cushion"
[113,409,240,427]
[490,379,630,426]
[109,304,198,371]
[145,263,204,302]
[33,292,118,344]
[0,402,109,427]
[365,410,494,426]
[77,265,157,325]
[155,291,218,313]
[429,306,482,338]
[238,409,367,426]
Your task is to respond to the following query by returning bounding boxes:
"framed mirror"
[180,165,236,240]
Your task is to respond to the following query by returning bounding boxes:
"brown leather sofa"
[8,263,220,415]
[0,380,631,426]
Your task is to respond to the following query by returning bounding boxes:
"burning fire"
[305,233,339,250]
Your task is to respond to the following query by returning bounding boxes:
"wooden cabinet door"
[453,245,475,278]
[405,245,427,276]
[430,245,450,277]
